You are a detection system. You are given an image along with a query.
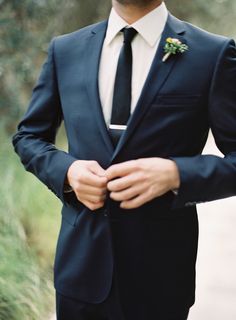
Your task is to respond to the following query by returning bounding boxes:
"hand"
[106,158,180,209]
[67,160,108,211]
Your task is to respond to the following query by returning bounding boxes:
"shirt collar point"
[105,30,122,46]
[137,31,159,48]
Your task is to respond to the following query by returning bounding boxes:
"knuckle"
[136,171,145,182]
[92,202,104,210]
[89,203,97,211]
[77,171,83,181]
[76,194,83,203]
[90,160,98,167]
[79,170,87,180]
[74,182,81,192]
[135,159,144,170]
[138,171,145,180]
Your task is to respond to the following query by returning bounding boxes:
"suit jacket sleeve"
[172,39,236,209]
[12,39,77,204]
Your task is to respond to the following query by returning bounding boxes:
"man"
[13,0,236,319]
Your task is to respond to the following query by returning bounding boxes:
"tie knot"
[122,27,137,44]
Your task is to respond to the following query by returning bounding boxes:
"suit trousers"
[56,273,190,320]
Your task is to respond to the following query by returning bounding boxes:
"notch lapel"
[111,14,187,161]
[84,21,114,156]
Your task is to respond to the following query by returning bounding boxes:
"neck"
[112,0,163,24]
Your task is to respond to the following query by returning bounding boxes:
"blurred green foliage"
[1,0,236,319]
[0,129,63,319]
[0,0,110,132]
[167,0,236,38]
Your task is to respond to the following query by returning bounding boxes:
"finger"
[79,170,107,188]
[78,184,107,196]
[78,192,107,204]
[120,192,152,210]
[82,200,105,211]
[110,184,144,202]
[107,173,140,192]
[106,160,137,180]
[89,161,107,177]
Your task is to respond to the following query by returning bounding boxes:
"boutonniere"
[162,38,188,62]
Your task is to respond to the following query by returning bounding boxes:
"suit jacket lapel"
[84,21,114,156]
[112,14,187,161]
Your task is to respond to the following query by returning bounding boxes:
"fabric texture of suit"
[13,12,236,315]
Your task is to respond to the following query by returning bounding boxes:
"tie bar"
[109,124,127,130]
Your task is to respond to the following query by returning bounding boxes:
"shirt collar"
[105,2,168,47]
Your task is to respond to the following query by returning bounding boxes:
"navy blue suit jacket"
[13,14,236,312]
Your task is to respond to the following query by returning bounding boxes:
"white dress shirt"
[98,2,168,127]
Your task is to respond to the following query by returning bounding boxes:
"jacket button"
[185,202,193,207]
[103,209,108,217]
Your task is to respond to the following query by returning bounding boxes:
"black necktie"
[109,27,138,147]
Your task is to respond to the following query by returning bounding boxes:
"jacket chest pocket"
[153,94,202,107]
